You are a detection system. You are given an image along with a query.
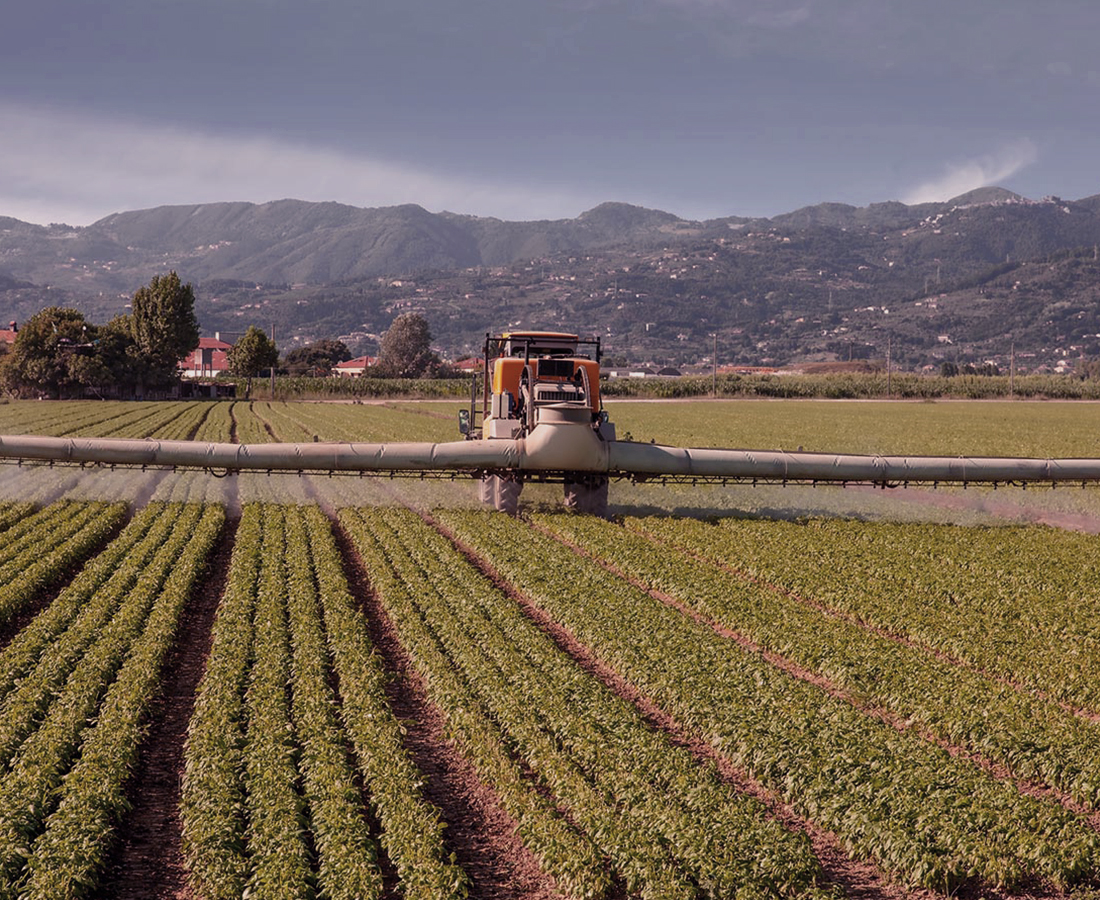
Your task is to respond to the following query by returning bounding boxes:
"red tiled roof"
[180,338,232,376]
[335,356,376,368]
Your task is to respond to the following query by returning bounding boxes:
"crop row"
[647,516,1100,713]
[182,503,467,900]
[262,400,452,443]
[230,401,274,444]
[340,507,608,898]
[0,503,35,534]
[137,400,213,440]
[0,400,227,442]
[0,398,457,447]
[0,502,224,898]
[439,509,1100,893]
[303,505,471,898]
[0,501,97,572]
[65,401,199,439]
[0,503,177,701]
[342,506,831,900]
[536,512,1100,814]
[223,399,453,445]
[0,401,132,436]
[0,501,127,630]
[0,401,184,439]
[190,401,235,442]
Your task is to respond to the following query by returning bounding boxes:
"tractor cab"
[489,331,599,435]
[463,331,610,440]
[460,330,614,515]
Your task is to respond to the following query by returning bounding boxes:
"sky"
[2,0,1099,227]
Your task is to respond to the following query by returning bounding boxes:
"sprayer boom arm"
[4,432,1100,486]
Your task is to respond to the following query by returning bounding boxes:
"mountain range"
[3,187,1100,371]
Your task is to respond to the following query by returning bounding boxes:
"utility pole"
[1010,341,1016,396]
[712,333,717,398]
[886,332,892,398]
[270,323,276,398]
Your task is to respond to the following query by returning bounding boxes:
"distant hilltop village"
[3,188,1100,372]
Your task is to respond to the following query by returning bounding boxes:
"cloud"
[0,103,591,226]
[746,2,813,28]
[653,0,813,26]
[900,140,1039,204]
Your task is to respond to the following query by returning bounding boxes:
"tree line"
[0,280,450,399]
[0,272,200,399]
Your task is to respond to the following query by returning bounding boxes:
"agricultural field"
[1,399,1100,897]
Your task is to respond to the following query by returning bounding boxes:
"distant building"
[0,321,17,345]
[180,336,232,378]
[335,355,377,377]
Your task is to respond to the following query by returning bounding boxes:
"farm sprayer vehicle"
[6,329,1100,515]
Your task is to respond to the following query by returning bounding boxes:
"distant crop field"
[2,400,1100,897]
[5,397,1100,518]
[5,396,1100,457]
[398,397,1100,457]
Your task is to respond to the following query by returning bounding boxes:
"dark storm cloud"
[2,0,1098,224]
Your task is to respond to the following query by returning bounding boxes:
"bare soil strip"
[329,514,568,900]
[535,519,1100,833]
[91,514,237,900]
[254,402,279,441]
[426,514,917,900]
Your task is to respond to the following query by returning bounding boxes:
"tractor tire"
[582,478,610,518]
[495,477,522,516]
[479,475,496,506]
[565,478,609,516]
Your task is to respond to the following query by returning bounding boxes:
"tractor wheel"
[495,477,522,516]
[565,478,609,516]
[582,478,610,518]
[479,475,496,506]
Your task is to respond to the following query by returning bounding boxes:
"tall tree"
[129,271,200,388]
[377,312,439,378]
[283,339,351,376]
[0,307,99,398]
[91,315,145,393]
[227,326,279,398]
